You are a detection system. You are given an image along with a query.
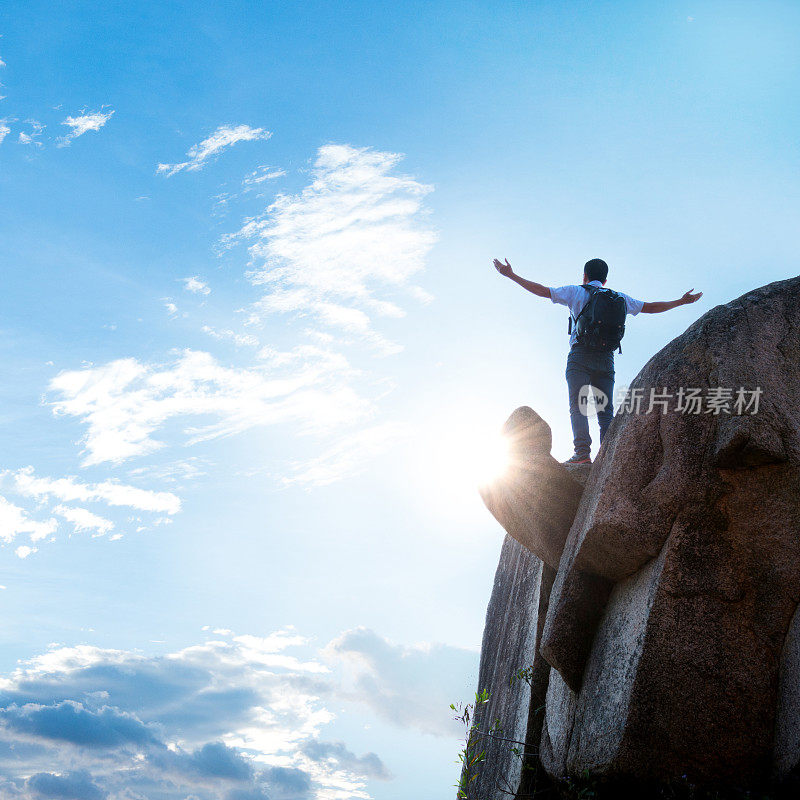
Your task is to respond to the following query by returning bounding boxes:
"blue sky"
[0,1,799,798]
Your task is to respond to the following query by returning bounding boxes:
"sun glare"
[471,430,512,487]
[424,420,512,497]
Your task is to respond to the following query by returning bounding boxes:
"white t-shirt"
[549,280,644,348]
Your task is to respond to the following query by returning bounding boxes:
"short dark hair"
[584,258,609,283]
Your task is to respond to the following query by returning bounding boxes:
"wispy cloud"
[18,119,43,146]
[0,119,10,145]
[57,108,114,147]
[0,496,56,544]
[2,466,181,514]
[158,124,272,177]
[47,349,369,467]
[223,144,436,355]
[44,143,434,488]
[184,275,211,295]
[127,456,209,485]
[0,467,181,553]
[213,166,287,217]
[52,504,114,535]
[242,164,287,188]
[282,423,405,487]
[202,325,260,347]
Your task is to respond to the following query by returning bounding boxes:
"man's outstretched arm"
[641,289,703,314]
[493,258,550,298]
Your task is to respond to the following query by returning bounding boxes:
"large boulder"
[471,275,800,795]
[479,407,586,569]
[539,275,800,786]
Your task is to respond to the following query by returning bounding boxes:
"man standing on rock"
[493,257,702,464]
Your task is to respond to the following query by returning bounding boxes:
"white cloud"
[201,325,259,347]
[213,190,232,216]
[212,165,287,218]
[256,343,350,372]
[242,165,287,188]
[14,545,37,559]
[184,276,211,295]
[324,627,473,737]
[47,349,369,466]
[0,495,57,543]
[127,457,209,484]
[53,504,114,536]
[42,143,434,488]
[283,423,405,487]
[0,119,10,145]
[18,119,43,146]
[409,285,434,304]
[222,144,436,353]
[57,108,114,147]
[158,124,272,177]
[0,628,411,799]
[0,468,181,554]
[3,466,181,514]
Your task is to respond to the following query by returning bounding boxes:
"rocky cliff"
[464,275,800,798]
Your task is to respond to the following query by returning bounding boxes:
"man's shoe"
[564,454,591,465]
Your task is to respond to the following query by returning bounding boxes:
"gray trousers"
[565,345,615,457]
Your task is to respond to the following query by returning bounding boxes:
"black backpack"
[570,285,627,352]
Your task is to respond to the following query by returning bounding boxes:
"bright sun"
[425,419,512,495]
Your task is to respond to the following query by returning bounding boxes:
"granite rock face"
[462,535,548,800]
[467,276,800,796]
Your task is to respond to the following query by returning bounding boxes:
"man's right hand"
[680,288,703,305]
[493,258,513,277]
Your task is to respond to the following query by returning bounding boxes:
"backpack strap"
[571,284,597,330]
